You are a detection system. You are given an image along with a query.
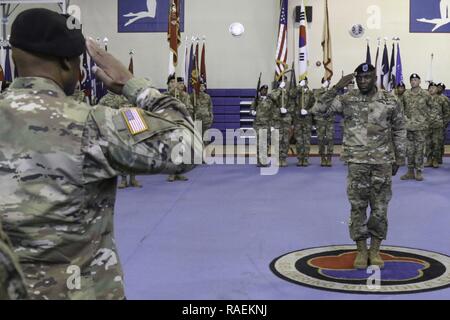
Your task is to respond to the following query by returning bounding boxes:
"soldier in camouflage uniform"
[269,78,292,167]
[164,76,194,182]
[292,80,315,167]
[190,81,214,139]
[312,63,406,270]
[0,224,28,300]
[425,83,448,168]
[314,79,335,167]
[437,83,450,164]
[0,9,202,300]
[250,85,271,167]
[400,74,432,181]
[99,91,142,188]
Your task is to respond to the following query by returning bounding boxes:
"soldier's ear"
[59,57,71,71]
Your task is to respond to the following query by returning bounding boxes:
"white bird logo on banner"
[417,0,450,32]
[123,0,157,27]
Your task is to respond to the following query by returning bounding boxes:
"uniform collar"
[10,77,67,97]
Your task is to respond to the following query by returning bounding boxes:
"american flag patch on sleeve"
[121,108,149,135]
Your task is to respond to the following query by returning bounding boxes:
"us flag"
[275,0,288,81]
[122,108,148,135]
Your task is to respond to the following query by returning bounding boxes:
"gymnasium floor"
[114,154,450,300]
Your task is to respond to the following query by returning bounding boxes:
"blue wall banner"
[410,0,450,33]
[118,0,185,33]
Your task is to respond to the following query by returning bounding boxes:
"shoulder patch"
[121,108,149,135]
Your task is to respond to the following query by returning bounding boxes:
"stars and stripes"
[122,108,148,135]
[275,0,288,81]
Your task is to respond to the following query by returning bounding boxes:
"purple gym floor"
[114,157,450,300]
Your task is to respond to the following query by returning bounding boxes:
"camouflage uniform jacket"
[438,94,450,124]
[166,89,194,118]
[428,95,447,128]
[70,89,86,104]
[190,91,213,122]
[98,91,133,110]
[269,88,292,126]
[400,88,431,131]
[313,87,406,165]
[0,224,28,300]
[0,77,202,300]
[312,88,332,121]
[292,87,315,122]
[251,96,272,128]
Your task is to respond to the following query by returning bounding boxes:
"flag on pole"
[298,0,308,81]
[181,37,189,89]
[192,40,200,94]
[80,51,92,105]
[395,43,404,87]
[128,52,134,74]
[187,43,194,94]
[375,40,382,89]
[426,53,434,84]
[366,42,372,65]
[381,43,390,90]
[275,0,288,81]
[322,0,333,81]
[388,43,396,91]
[4,46,13,83]
[167,0,181,77]
[200,39,207,85]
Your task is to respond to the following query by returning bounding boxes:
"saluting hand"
[86,38,133,95]
[335,74,355,90]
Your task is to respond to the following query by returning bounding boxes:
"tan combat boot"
[400,168,415,180]
[297,158,304,167]
[280,159,288,167]
[432,158,440,168]
[369,238,385,268]
[320,156,327,167]
[129,176,142,188]
[176,174,189,181]
[303,157,309,167]
[353,240,369,269]
[118,177,128,189]
[415,170,424,181]
[424,158,433,167]
[167,175,176,182]
[326,155,333,167]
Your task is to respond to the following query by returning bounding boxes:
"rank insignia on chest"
[121,108,149,135]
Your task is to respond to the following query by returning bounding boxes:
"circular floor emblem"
[270,245,450,294]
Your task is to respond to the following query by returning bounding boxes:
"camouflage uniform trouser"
[347,163,392,241]
[426,127,444,161]
[294,117,312,160]
[255,126,270,165]
[275,118,292,161]
[406,130,426,170]
[316,118,335,157]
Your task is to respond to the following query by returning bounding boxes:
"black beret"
[167,74,176,84]
[428,82,437,89]
[396,82,406,88]
[437,83,446,89]
[259,85,268,92]
[354,63,375,75]
[177,77,184,82]
[10,8,85,58]
[410,73,421,80]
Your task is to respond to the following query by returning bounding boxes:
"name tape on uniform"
[121,108,149,135]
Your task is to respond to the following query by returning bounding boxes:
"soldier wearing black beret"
[311,63,406,270]
[2,8,201,300]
